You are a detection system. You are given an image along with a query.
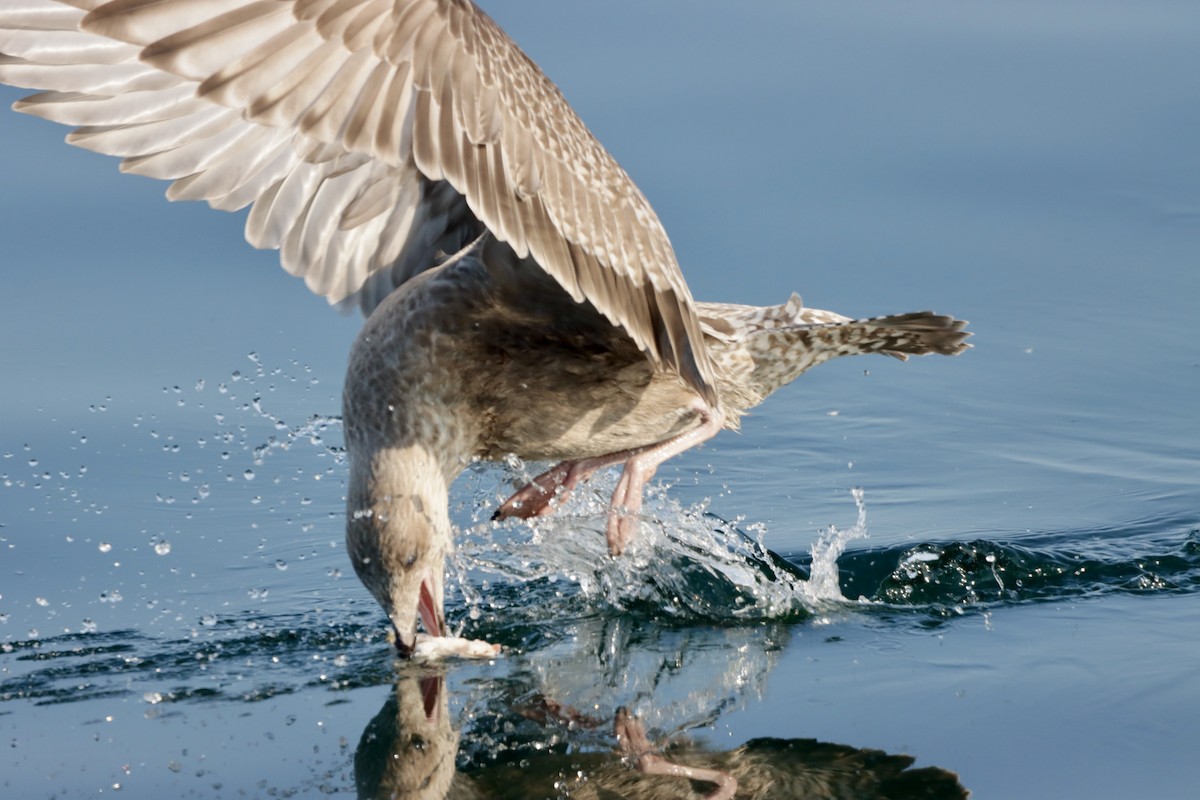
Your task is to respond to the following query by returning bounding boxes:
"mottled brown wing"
[0,0,715,402]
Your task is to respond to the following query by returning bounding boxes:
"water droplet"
[35,597,49,607]
[98,542,112,553]
[154,541,171,556]
[81,619,98,634]
[243,469,255,481]
[274,560,288,571]
[200,613,217,627]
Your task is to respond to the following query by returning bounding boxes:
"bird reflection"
[353,615,967,799]
[355,672,470,800]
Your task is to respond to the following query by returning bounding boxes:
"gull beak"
[418,571,444,637]
[392,570,444,658]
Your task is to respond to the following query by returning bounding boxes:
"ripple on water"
[826,522,1200,619]
[6,457,1198,713]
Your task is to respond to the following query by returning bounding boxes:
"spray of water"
[806,486,869,602]
[444,465,873,633]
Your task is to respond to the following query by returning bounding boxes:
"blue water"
[2,2,1199,798]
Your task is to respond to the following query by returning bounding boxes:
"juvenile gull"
[1,0,970,658]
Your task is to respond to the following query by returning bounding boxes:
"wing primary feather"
[2,2,83,33]
[245,177,286,250]
[459,130,483,212]
[140,2,294,82]
[297,46,374,142]
[0,58,177,94]
[66,102,231,157]
[342,0,390,52]
[487,140,525,255]
[410,86,441,180]
[410,8,446,91]
[164,124,288,201]
[198,21,317,109]
[13,83,196,127]
[340,173,396,229]
[294,0,341,22]
[11,0,721,395]
[372,60,412,163]
[0,29,134,66]
[341,59,391,156]
[378,0,434,62]
[245,36,344,126]
[214,145,294,211]
[82,0,252,47]
[312,0,369,39]
[121,114,264,180]
[434,74,462,186]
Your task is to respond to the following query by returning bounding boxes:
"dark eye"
[411,734,427,751]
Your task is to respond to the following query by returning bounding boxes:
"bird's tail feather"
[703,304,971,416]
[843,311,972,361]
[759,311,971,384]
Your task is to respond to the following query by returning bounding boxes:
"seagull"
[1,0,970,659]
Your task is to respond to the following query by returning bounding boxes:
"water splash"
[6,353,1199,719]
[246,412,345,469]
[447,465,814,640]
[826,523,1200,619]
[806,486,869,602]
[450,461,1200,638]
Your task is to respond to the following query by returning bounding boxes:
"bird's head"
[345,447,451,656]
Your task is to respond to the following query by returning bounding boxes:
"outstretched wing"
[0,0,716,403]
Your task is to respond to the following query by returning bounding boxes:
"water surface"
[3,2,1199,798]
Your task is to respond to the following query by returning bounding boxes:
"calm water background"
[2,2,1199,797]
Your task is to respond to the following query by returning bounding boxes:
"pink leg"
[494,401,724,556]
[605,402,724,556]
[614,708,737,800]
[493,455,625,520]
